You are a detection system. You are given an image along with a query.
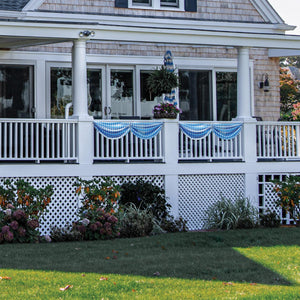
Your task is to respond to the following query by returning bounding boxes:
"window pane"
[133,0,151,5]
[160,0,178,7]
[216,72,237,121]
[179,70,212,121]
[140,71,162,118]
[50,67,102,118]
[0,65,33,118]
[111,70,134,119]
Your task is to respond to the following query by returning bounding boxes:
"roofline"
[250,0,284,24]
[0,20,300,50]
[23,0,45,11]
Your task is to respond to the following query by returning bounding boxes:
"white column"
[71,39,93,165]
[72,39,91,120]
[236,47,253,121]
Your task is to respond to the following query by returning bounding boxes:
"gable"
[34,0,274,24]
[0,0,31,11]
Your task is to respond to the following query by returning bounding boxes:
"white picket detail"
[94,121,164,162]
[256,122,300,160]
[178,121,243,161]
[0,119,78,162]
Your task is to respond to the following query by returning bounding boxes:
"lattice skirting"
[178,174,246,230]
[258,173,300,225]
[0,175,164,236]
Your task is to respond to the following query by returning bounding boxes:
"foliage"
[272,175,300,223]
[260,210,281,228]
[291,102,300,121]
[0,179,53,243]
[50,225,82,242]
[279,68,300,119]
[147,65,179,97]
[119,203,154,238]
[159,215,188,233]
[0,179,53,218]
[73,178,121,240]
[153,102,181,119]
[120,179,170,221]
[280,56,300,68]
[74,177,120,215]
[205,195,258,230]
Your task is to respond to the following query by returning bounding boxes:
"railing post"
[163,119,179,218]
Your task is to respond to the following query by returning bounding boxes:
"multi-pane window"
[130,0,180,9]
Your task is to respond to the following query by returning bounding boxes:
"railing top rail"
[94,119,164,124]
[0,118,78,124]
[179,120,243,124]
[256,121,300,125]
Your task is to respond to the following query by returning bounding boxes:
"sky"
[268,0,300,35]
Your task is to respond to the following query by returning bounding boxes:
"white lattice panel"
[178,174,245,230]
[258,174,300,225]
[0,176,79,236]
[0,175,164,236]
[93,175,165,189]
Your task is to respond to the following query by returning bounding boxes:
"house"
[0,0,300,233]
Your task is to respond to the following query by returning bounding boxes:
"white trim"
[23,0,45,11]
[269,49,300,57]
[24,11,294,34]
[128,0,184,11]
[0,10,26,18]
[250,0,284,24]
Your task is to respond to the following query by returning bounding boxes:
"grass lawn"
[1,228,300,299]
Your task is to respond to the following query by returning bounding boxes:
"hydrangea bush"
[73,178,121,240]
[0,179,53,243]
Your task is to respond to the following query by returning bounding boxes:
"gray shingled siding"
[38,0,265,23]
[0,0,30,11]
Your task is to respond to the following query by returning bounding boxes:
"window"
[129,0,183,10]
[216,72,237,121]
[0,65,34,118]
[110,70,134,119]
[140,70,162,118]
[179,70,212,121]
[50,67,102,119]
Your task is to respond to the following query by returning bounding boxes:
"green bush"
[260,210,281,228]
[119,203,154,238]
[50,225,82,242]
[120,179,170,221]
[205,196,258,230]
[0,179,53,243]
[73,178,121,240]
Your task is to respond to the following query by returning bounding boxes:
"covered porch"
[1,19,300,231]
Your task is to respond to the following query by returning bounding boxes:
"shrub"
[260,210,281,228]
[50,225,82,242]
[272,175,300,223]
[0,179,53,243]
[73,178,121,240]
[205,196,258,230]
[120,179,170,221]
[119,203,154,238]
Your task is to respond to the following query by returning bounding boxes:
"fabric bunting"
[179,123,212,139]
[179,123,243,140]
[213,123,243,140]
[94,121,163,140]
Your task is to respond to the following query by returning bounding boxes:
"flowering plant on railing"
[153,102,181,119]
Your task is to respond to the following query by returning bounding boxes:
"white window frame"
[128,0,184,11]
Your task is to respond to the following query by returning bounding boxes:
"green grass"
[1,228,300,299]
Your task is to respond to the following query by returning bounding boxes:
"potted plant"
[147,65,179,98]
[153,102,181,119]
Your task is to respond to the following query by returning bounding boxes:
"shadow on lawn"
[0,228,298,286]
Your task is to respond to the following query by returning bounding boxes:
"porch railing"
[256,122,300,160]
[94,121,164,162]
[178,121,244,161]
[0,119,78,162]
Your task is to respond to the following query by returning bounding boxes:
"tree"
[279,67,300,120]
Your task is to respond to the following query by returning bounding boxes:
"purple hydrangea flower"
[10,220,19,231]
[27,219,39,230]
[4,231,14,242]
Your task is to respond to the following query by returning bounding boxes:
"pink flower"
[10,221,19,231]
[4,231,14,242]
